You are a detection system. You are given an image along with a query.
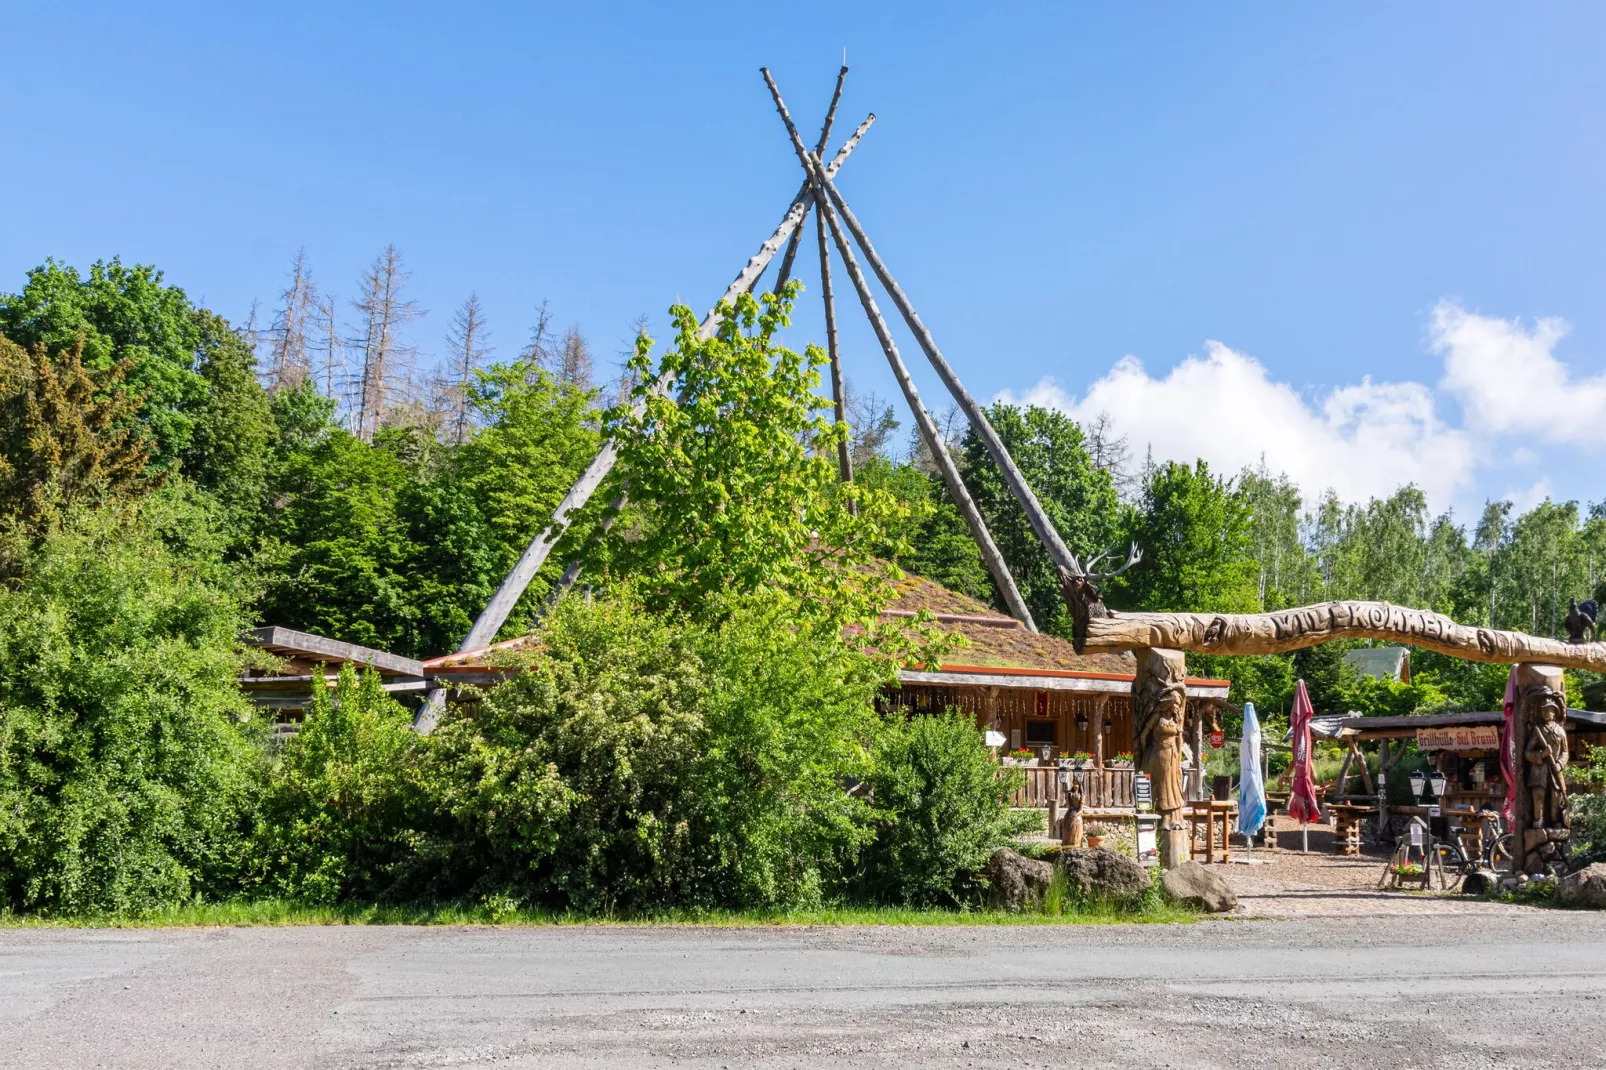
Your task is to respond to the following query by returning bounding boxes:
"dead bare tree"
[844,381,900,466]
[443,293,492,445]
[550,326,594,389]
[1085,410,1133,496]
[521,299,556,374]
[350,244,423,441]
[266,248,317,395]
[313,292,345,409]
[609,314,650,408]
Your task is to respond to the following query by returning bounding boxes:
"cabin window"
[1025,719,1057,746]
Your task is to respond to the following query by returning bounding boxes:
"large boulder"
[1161,861,1238,913]
[1054,848,1149,903]
[985,848,1055,911]
[1559,863,1606,909]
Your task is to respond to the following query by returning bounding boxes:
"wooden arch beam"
[1077,600,1606,672]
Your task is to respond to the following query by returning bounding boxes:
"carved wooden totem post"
[1133,648,1189,868]
[1512,663,1570,875]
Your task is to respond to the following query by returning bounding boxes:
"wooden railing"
[1009,765,1135,810]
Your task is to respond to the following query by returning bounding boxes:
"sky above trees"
[5,3,1604,519]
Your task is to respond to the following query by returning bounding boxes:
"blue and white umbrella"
[1237,701,1267,838]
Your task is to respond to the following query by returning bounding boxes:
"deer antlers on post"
[1059,542,1143,653]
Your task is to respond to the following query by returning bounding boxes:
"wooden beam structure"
[765,69,1037,630]
[761,69,1089,586]
[765,64,849,295]
[1077,601,1606,671]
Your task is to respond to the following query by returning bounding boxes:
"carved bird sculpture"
[1565,599,1598,644]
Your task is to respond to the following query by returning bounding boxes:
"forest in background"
[3,249,1606,916]
[5,250,1604,717]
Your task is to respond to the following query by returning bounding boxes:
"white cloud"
[1001,301,1606,513]
[1002,342,1476,507]
[1502,478,1554,513]
[1433,301,1606,445]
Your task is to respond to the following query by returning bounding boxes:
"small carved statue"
[1059,769,1085,847]
[1524,686,1570,831]
[1565,599,1598,645]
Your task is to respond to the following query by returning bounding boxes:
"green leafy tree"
[601,288,909,631]
[1117,459,1259,613]
[955,403,1120,635]
[0,260,270,499]
[856,454,994,603]
[0,337,154,536]
[0,488,261,914]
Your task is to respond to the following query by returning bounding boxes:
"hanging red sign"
[1209,730,1225,749]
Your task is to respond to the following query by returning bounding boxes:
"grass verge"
[0,892,1195,929]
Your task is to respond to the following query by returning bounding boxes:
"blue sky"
[6,3,1605,521]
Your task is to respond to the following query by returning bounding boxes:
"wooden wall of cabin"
[882,683,1137,764]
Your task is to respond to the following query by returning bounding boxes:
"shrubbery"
[229,587,1027,915]
[0,489,262,914]
[861,712,1035,906]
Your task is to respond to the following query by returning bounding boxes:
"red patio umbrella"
[1499,665,1519,826]
[1288,680,1322,830]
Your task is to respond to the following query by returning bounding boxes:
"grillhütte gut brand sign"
[1416,725,1501,751]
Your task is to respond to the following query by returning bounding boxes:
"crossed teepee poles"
[415,67,1137,731]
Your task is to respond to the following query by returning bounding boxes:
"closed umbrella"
[1239,700,1265,835]
[1238,702,1267,849]
[1288,680,1322,851]
[1498,665,1519,826]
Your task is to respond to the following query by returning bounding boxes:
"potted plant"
[1108,751,1134,770]
[1006,747,1034,766]
[1085,822,1107,850]
[1070,750,1094,769]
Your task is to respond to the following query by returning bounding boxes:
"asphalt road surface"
[3,914,1604,1069]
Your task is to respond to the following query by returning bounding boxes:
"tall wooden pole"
[815,168,854,507]
[765,71,1036,630]
[768,65,849,295]
[415,115,877,731]
[762,69,1085,584]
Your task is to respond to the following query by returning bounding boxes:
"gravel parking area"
[1219,814,1540,917]
[4,913,1604,1069]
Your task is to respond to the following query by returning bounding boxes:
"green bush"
[0,489,262,914]
[248,664,429,903]
[859,711,1034,907]
[1570,794,1606,868]
[419,587,889,913]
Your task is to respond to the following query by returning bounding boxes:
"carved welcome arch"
[1070,599,1606,671]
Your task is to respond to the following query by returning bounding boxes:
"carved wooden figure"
[1133,648,1189,868]
[1060,768,1085,848]
[1513,663,1570,874]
